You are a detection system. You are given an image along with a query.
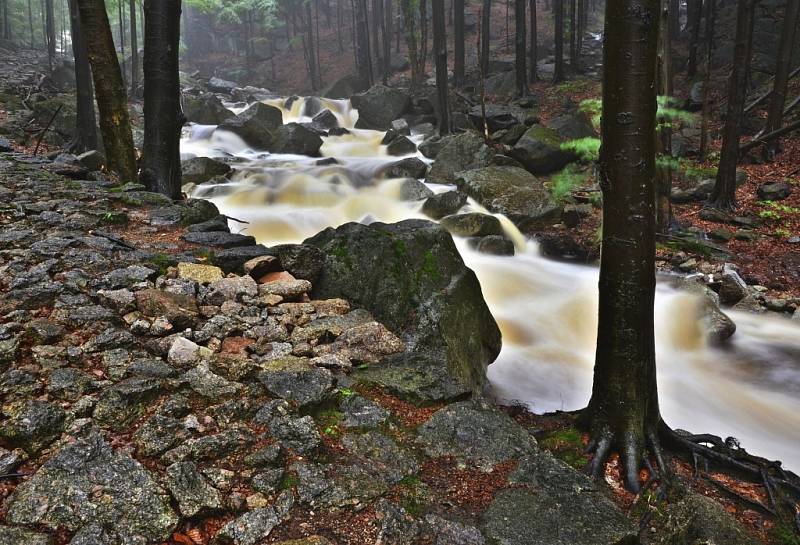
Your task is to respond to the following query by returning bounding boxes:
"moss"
[146,254,174,276]
[395,474,430,516]
[279,472,298,491]
[314,408,343,437]
[539,428,590,470]
[100,211,129,225]
[417,250,441,283]
[329,242,353,269]
[770,523,800,545]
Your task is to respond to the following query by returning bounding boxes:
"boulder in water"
[217,102,283,150]
[440,212,504,237]
[270,123,324,156]
[386,135,417,156]
[207,76,238,94]
[510,125,577,175]
[311,109,339,130]
[421,190,468,220]
[455,166,562,233]
[182,93,231,125]
[351,85,410,130]
[304,220,502,398]
[428,131,494,183]
[180,157,232,185]
[383,157,428,179]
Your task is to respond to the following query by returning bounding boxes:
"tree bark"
[432,0,449,134]
[140,0,182,199]
[355,0,374,85]
[586,0,662,493]
[698,0,715,160]
[569,0,576,69]
[454,0,464,86]
[67,0,97,153]
[529,0,537,81]
[762,0,799,160]
[686,0,702,77]
[129,0,138,94]
[515,0,527,94]
[708,0,752,210]
[77,0,137,182]
[118,0,126,87]
[553,0,565,82]
[481,0,490,77]
[656,0,673,233]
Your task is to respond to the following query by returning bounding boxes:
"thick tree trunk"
[586,0,661,493]
[709,0,752,210]
[553,0,565,82]
[656,0,673,233]
[515,0,527,95]
[762,0,799,160]
[140,0,182,199]
[454,0,464,86]
[77,0,137,182]
[67,0,97,153]
[45,0,56,70]
[481,0,490,76]
[432,0,449,134]
[529,0,537,81]
[129,0,138,94]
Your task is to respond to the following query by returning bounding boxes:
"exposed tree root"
[585,427,668,494]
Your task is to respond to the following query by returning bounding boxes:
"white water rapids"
[183,97,800,471]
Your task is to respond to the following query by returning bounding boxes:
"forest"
[0,0,798,543]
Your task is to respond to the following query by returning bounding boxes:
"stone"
[352,85,410,130]
[386,135,417,156]
[165,461,223,517]
[468,104,523,132]
[418,400,537,469]
[214,245,273,274]
[93,378,164,430]
[183,362,243,398]
[546,110,597,140]
[168,337,212,367]
[218,102,283,149]
[97,288,137,313]
[0,527,53,545]
[428,132,494,183]
[311,109,339,130]
[340,394,389,428]
[243,255,281,278]
[384,157,428,179]
[76,150,106,171]
[510,125,577,175]
[419,135,444,159]
[135,288,199,330]
[186,215,231,233]
[214,493,293,545]
[717,265,748,305]
[258,357,334,408]
[269,414,321,454]
[455,166,561,233]
[258,276,312,300]
[440,213,504,237]
[183,93,232,125]
[181,157,232,185]
[654,493,760,545]
[421,190,468,220]
[0,400,66,454]
[306,220,501,396]
[6,432,177,543]
[182,231,256,248]
[265,244,326,284]
[208,77,238,93]
[425,515,485,545]
[313,321,404,363]
[398,178,434,200]
[133,414,191,457]
[177,262,224,284]
[322,74,369,99]
[206,275,259,304]
[756,181,791,201]
[469,235,516,256]
[270,122,324,156]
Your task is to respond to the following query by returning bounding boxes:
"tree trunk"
[529,0,537,81]
[29,0,35,47]
[669,0,678,39]
[656,0,673,233]
[553,0,564,82]
[586,0,662,493]
[140,0,182,199]
[118,0,126,87]
[129,0,138,94]
[373,0,384,78]
[432,0,449,134]
[698,0,715,160]
[762,0,799,160]
[45,0,56,70]
[382,0,391,81]
[686,0,702,77]
[569,0,576,69]
[708,0,752,210]
[454,0,464,86]
[2,0,9,40]
[77,0,137,182]
[481,0,490,76]
[355,0,374,85]
[67,0,97,152]
[515,0,527,95]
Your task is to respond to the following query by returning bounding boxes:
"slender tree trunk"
[419,0,429,75]
[141,0,182,199]
[118,0,126,87]
[384,0,393,65]
[432,0,449,134]
[762,0,799,160]
[553,0,564,82]
[586,0,662,494]
[686,0,702,77]
[46,0,56,70]
[77,0,137,182]
[29,0,35,47]
[669,0,678,39]
[742,0,756,93]
[337,0,344,51]
[355,0,374,85]
[708,0,752,209]
[454,0,464,86]
[576,0,584,60]
[2,0,10,40]
[698,0,715,160]
[656,0,673,233]
[129,0,138,94]
[529,0,537,81]
[569,0,576,69]
[515,0,527,94]
[68,0,97,152]
[401,0,420,86]
[481,0,490,76]
[373,0,384,77]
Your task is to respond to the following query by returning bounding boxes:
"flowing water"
[183,97,800,471]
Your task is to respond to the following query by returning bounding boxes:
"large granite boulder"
[454,166,562,233]
[270,122,324,156]
[304,220,501,399]
[182,93,231,125]
[428,131,495,183]
[510,125,577,175]
[351,85,410,130]
[217,102,283,149]
[180,156,232,185]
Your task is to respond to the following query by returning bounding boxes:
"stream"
[182,96,800,472]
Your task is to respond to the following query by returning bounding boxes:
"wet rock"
[386,135,417,156]
[440,213,504,237]
[654,492,759,545]
[269,414,321,454]
[455,166,561,233]
[218,102,283,149]
[47,368,97,400]
[469,235,516,256]
[311,109,339,130]
[352,85,410,130]
[181,157,232,185]
[213,245,272,274]
[187,215,231,233]
[756,181,791,201]
[419,135,444,159]
[717,265,748,305]
[182,231,256,248]
[468,104,522,132]
[384,157,428,179]
[184,362,243,398]
[313,321,405,363]
[0,400,66,454]
[421,190,467,219]
[510,125,577,175]
[306,220,501,396]
[177,262,224,284]
[183,93,231,125]
[168,337,212,367]
[270,122,324,156]
[539,232,599,262]
[6,432,177,543]
[135,288,199,329]
[67,525,118,545]
[428,132,494,183]
[258,356,334,407]
[398,178,434,201]
[166,461,223,517]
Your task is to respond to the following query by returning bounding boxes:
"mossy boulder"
[510,124,577,175]
[351,84,410,130]
[454,166,562,233]
[428,131,494,183]
[304,220,501,398]
[182,93,231,125]
[217,102,283,149]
